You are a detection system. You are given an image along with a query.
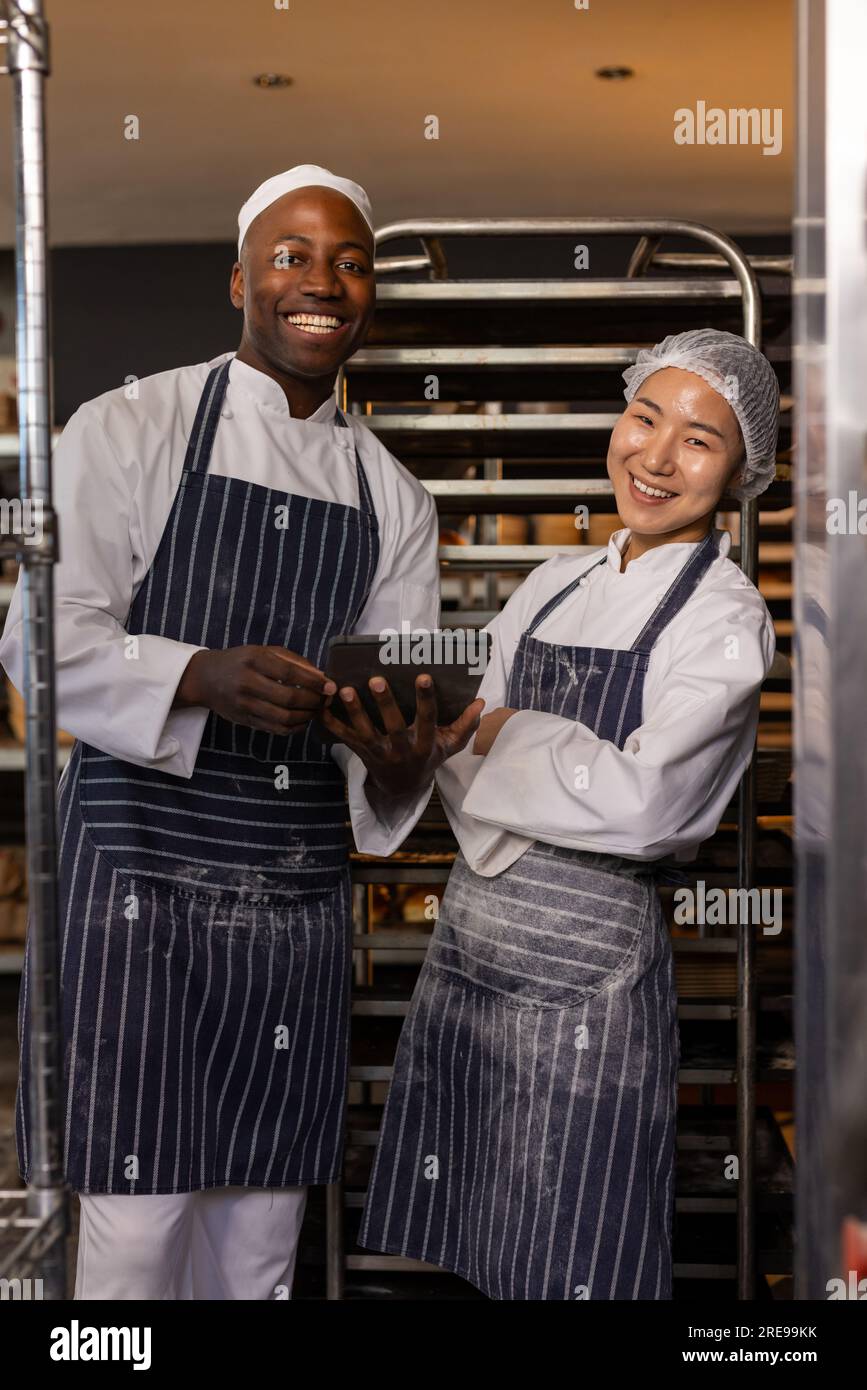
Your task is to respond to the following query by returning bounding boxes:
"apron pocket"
[113,871,347,951]
[76,743,348,901]
[425,850,649,1009]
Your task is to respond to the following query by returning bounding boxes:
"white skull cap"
[622,328,780,500]
[237,163,374,256]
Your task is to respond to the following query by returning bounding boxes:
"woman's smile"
[627,469,679,505]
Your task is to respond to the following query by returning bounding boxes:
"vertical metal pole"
[736,498,758,1301]
[480,403,503,615]
[794,0,867,1298]
[735,243,761,1303]
[3,0,66,1298]
[793,0,828,1301]
[325,1181,345,1300]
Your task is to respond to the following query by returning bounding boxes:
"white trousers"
[75,1187,308,1300]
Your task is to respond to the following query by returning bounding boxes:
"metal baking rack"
[329,218,794,1300]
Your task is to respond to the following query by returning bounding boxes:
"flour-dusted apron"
[360,532,720,1299]
[16,359,379,1194]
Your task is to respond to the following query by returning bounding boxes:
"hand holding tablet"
[319,631,488,796]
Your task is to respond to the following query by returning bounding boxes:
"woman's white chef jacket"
[436,526,776,876]
[0,351,439,856]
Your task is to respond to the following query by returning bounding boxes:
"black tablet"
[325,630,491,730]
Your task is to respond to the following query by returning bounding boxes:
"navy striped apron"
[16,359,379,1193]
[360,532,719,1299]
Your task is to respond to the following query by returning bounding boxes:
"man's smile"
[279,310,349,338]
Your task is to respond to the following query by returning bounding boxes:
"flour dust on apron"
[16,360,379,1193]
[359,533,720,1299]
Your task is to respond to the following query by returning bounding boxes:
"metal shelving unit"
[330,218,794,1300]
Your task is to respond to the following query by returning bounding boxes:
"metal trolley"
[0,0,67,1300]
[332,218,792,1300]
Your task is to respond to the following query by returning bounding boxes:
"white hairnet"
[621,328,779,500]
[238,164,374,256]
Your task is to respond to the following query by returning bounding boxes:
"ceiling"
[0,0,794,248]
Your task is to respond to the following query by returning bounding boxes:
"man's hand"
[472,707,519,756]
[173,646,336,736]
[317,674,484,797]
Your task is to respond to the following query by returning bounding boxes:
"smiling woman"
[608,328,778,565]
[609,367,746,563]
[358,328,781,1301]
[621,330,779,494]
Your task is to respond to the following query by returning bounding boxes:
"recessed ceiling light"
[252,73,293,89]
[595,66,634,81]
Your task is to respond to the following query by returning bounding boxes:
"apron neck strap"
[183,361,231,475]
[337,410,377,517]
[182,362,377,520]
[525,554,608,636]
[630,530,720,653]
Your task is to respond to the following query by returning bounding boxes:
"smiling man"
[0,164,480,1300]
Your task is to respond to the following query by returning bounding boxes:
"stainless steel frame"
[794,0,867,1299]
[339,217,769,1299]
[0,0,67,1298]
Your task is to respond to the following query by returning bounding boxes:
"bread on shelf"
[5,677,74,745]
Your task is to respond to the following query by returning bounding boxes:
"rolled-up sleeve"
[0,406,209,775]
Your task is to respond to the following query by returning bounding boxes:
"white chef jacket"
[0,351,440,856]
[436,526,776,876]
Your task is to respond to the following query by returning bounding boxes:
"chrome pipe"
[2,0,67,1300]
